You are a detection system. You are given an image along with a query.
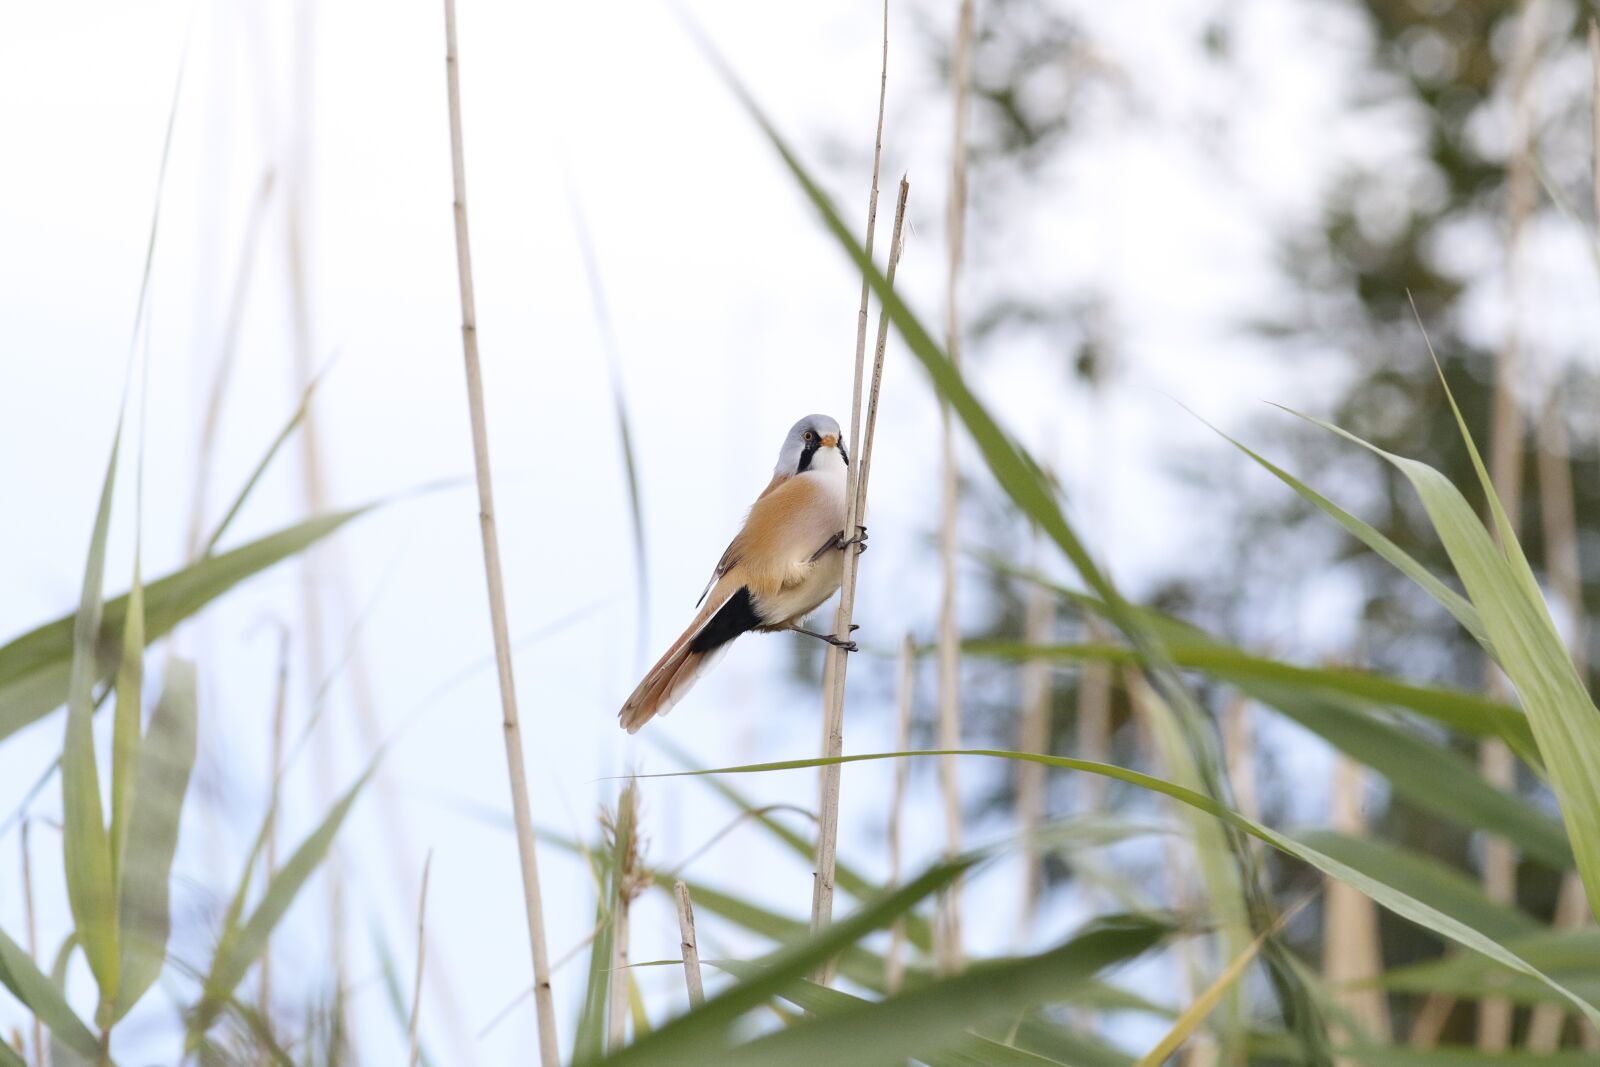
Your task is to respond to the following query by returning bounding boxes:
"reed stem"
[440,0,559,1059]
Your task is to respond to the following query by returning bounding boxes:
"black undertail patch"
[690,586,761,654]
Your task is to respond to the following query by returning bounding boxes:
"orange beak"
[821,434,838,448]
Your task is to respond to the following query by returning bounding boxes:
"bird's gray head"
[774,414,847,477]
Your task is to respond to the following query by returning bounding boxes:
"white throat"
[806,446,848,485]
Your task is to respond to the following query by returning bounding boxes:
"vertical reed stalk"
[20,819,42,1067]
[1016,524,1053,930]
[1478,0,1542,1049]
[935,0,976,977]
[408,852,434,1067]
[1528,18,1600,1052]
[440,1,559,1059]
[885,633,915,994]
[810,0,891,959]
[260,625,290,1027]
[1325,758,1391,1057]
[673,881,705,1007]
[813,179,911,983]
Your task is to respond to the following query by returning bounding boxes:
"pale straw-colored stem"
[935,0,976,977]
[812,181,910,973]
[674,881,706,1007]
[408,852,434,1067]
[1326,758,1391,1053]
[260,625,290,1026]
[607,889,631,1052]
[1016,524,1053,931]
[810,0,892,962]
[1479,0,1542,1050]
[885,633,915,994]
[1528,18,1600,1052]
[440,1,559,1060]
[21,819,42,1067]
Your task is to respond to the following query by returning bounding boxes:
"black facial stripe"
[796,438,820,473]
[690,586,761,654]
[839,441,849,466]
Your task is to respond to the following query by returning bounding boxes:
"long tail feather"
[619,583,738,733]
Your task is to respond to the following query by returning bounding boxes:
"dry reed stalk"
[1409,995,1455,1049]
[408,852,434,1067]
[20,819,41,1067]
[260,625,290,1026]
[812,180,910,982]
[1478,0,1543,1049]
[1016,524,1054,930]
[1527,20,1600,1052]
[673,881,705,1007]
[810,0,891,959]
[1325,758,1391,1056]
[183,170,275,561]
[1221,692,1260,826]
[607,782,645,1052]
[1075,620,1113,815]
[885,633,915,994]
[935,0,977,979]
[440,0,559,1059]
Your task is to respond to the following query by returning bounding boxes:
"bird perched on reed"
[618,414,866,733]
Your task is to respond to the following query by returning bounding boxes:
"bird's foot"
[790,624,859,652]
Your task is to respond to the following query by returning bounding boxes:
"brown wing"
[695,472,792,607]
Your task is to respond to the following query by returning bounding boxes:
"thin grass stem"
[408,852,433,1067]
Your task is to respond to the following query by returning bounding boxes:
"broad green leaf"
[576,857,974,1066]
[0,507,371,740]
[0,926,100,1061]
[0,1037,24,1067]
[114,658,198,1018]
[61,420,122,1003]
[1293,407,1600,921]
[962,637,1538,766]
[642,750,1600,1026]
[716,917,1165,1067]
[1375,929,1600,1006]
[705,916,1167,1067]
[108,554,143,893]
[1295,832,1540,942]
[1246,684,1569,868]
[1340,1048,1600,1066]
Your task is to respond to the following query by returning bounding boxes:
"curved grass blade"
[0,506,374,741]
[1296,832,1541,942]
[639,749,1600,1026]
[961,638,1538,765]
[708,916,1168,1067]
[575,857,974,1066]
[0,927,100,1062]
[716,915,1166,1067]
[1375,928,1600,1006]
[108,550,143,898]
[202,360,332,557]
[1288,404,1600,921]
[649,734,934,953]
[190,757,379,1047]
[114,658,198,1018]
[1197,412,1486,646]
[61,418,123,1004]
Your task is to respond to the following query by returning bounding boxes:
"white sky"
[4,0,1595,1062]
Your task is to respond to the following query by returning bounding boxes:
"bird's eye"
[803,430,815,442]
